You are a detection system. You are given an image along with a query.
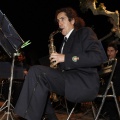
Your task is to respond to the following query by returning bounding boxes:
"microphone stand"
[0,52,19,120]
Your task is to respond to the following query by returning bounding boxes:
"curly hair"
[55,7,85,30]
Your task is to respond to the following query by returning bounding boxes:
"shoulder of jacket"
[78,27,93,31]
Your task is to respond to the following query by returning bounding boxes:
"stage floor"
[0,100,101,120]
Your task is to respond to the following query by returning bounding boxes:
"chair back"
[99,58,117,77]
[98,58,117,94]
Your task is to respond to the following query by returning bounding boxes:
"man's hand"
[49,52,65,66]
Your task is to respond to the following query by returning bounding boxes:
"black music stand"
[0,10,30,120]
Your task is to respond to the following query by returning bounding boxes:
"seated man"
[101,41,120,120]
[14,7,107,120]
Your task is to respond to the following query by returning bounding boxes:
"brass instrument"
[48,29,60,102]
[48,29,60,68]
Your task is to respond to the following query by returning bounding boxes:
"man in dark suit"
[101,41,120,120]
[14,7,107,120]
[12,51,30,107]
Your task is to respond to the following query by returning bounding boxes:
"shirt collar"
[109,58,115,61]
[64,29,74,40]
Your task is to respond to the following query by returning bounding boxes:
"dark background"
[0,0,120,65]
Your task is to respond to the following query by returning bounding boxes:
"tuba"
[48,29,60,102]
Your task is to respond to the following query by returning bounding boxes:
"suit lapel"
[63,30,76,54]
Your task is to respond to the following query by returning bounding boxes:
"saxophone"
[48,29,60,102]
[48,29,60,68]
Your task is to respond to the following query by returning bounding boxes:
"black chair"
[66,58,120,120]
[92,58,120,120]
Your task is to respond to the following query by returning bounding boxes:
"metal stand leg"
[53,96,69,114]
[66,103,77,120]
[0,53,18,120]
[0,80,5,100]
[111,82,120,117]
[94,81,120,120]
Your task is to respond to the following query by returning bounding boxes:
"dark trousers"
[12,81,24,107]
[14,65,65,120]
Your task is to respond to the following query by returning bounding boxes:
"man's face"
[57,12,74,35]
[18,54,25,61]
[107,46,118,59]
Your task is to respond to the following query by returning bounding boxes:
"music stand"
[0,10,30,120]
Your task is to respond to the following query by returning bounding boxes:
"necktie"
[61,37,67,53]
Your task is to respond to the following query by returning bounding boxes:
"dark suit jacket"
[58,27,107,103]
[113,57,120,96]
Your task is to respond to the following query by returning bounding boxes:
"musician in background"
[107,41,120,99]
[101,41,120,120]
[12,51,30,107]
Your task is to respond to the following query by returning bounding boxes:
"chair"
[92,58,120,120]
[66,100,96,120]
[66,58,120,120]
